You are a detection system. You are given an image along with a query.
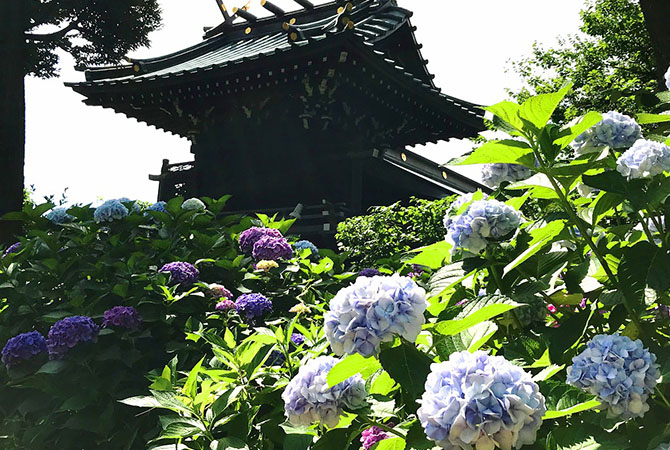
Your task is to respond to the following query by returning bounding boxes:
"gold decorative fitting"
[282,22,290,31]
[290,32,298,41]
[337,6,345,13]
[401,153,407,162]
[289,18,296,25]
[442,171,448,179]
[245,27,252,34]
[133,64,140,72]
[345,2,353,12]
[347,20,355,30]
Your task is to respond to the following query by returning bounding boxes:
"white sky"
[25,0,585,204]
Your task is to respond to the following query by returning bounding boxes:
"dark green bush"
[335,196,455,267]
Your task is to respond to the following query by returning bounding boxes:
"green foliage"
[510,0,658,122]
[23,0,162,78]
[335,197,455,268]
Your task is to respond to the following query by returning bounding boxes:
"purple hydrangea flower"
[252,235,294,261]
[267,335,305,366]
[358,268,381,278]
[291,333,305,346]
[325,275,427,357]
[616,139,670,179]
[235,293,273,321]
[46,316,100,360]
[208,284,233,301]
[215,300,237,311]
[481,163,532,188]
[102,306,142,330]
[160,261,199,285]
[1,331,47,368]
[418,351,546,450]
[2,242,21,259]
[567,334,659,420]
[239,227,283,253]
[282,356,367,427]
[361,426,389,450]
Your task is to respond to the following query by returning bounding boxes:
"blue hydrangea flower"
[443,193,488,231]
[446,199,522,254]
[324,274,427,357]
[567,334,659,420]
[252,235,294,261]
[239,227,284,253]
[46,316,100,359]
[481,164,532,188]
[2,242,21,259]
[294,240,319,258]
[573,111,642,154]
[94,199,129,223]
[45,207,73,224]
[160,261,199,285]
[181,198,206,211]
[235,293,273,322]
[118,198,141,212]
[418,351,546,450]
[147,201,167,213]
[2,331,47,368]
[282,356,367,427]
[103,306,142,330]
[358,268,381,278]
[616,139,670,179]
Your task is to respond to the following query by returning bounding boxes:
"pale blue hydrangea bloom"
[45,207,73,224]
[665,65,670,90]
[324,274,427,357]
[616,139,670,179]
[567,334,659,420]
[418,351,546,450]
[443,193,488,231]
[118,197,141,212]
[481,164,532,189]
[282,356,367,428]
[446,200,521,254]
[573,111,642,154]
[181,198,206,211]
[94,199,129,223]
[147,201,167,213]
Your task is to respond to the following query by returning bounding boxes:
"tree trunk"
[639,0,670,88]
[0,0,26,242]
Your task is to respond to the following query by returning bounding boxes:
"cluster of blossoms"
[207,284,233,301]
[2,242,21,259]
[573,111,642,154]
[445,199,522,254]
[1,331,47,368]
[294,240,319,258]
[255,260,279,272]
[102,306,142,330]
[94,199,129,223]
[443,193,488,231]
[267,333,306,366]
[181,198,206,211]
[408,264,425,279]
[160,261,199,285]
[567,334,659,420]
[45,207,73,224]
[46,316,100,360]
[616,140,670,180]
[147,201,167,213]
[252,235,293,261]
[361,426,390,450]
[235,293,272,322]
[358,268,381,278]
[215,299,237,311]
[418,351,546,450]
[481,164,532,188]
[239,227,283,253]
[282,356,367,427]
[324,275,427,357]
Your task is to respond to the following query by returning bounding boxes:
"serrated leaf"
[519,83,572,129]
[436,321,498,359]
[407,240,451,269]
[435,300,522,336]
[451,140,535,167]
[428,261,469,299]
[212,437,249,450]
[503,221,566,276]
[119,396,161,408]
[554,112,603,148]
[483,101,524,132]
[327,353,381,388]
[373,438,406,450]
[379,343,432,398]
[637,113,670,124]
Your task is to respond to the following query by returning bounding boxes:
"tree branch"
[25,22,78,42]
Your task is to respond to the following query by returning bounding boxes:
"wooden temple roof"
[66,0,484,143]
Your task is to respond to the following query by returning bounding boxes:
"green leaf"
[212,437,249,450]
[37,360,67,375]
[540,380,599,420]
[427,261,469,299]
[119,396,161,408]
[582,171,626,195]
[554,112,603,148]
[406,241,451,269]
[379,343,432,398]
[546,424,630,450]
[519,83,572,129]
[435,321,498,358]
[183,357,205,399]
[373,438,406,450]
[434,302,522,336]
[150,390,192,413]
[451,140,534,167]
[503,221,566,276]
[327,353,381,388]
[483,101,524,132]
[619,241,659,311]
[637,113,670,124]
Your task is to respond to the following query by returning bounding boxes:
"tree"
[510,0,662,122]
[0,0,161,241]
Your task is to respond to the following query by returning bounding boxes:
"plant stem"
[638,212,657,245]
[656,387,670,410]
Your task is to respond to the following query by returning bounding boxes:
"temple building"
[67,0,486,234]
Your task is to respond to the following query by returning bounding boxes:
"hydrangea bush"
[2,83,670,450]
